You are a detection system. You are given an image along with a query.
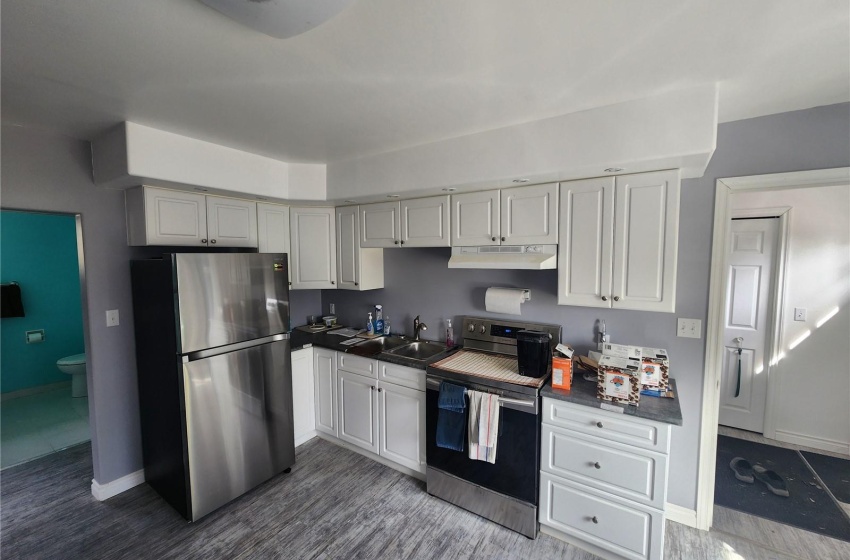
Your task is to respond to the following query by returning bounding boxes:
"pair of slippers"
[729,457,790,497]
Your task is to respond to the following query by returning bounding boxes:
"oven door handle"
[426,377,538,413]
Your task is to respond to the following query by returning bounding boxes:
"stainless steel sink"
[386,341,447,362]
[352,335,412,354]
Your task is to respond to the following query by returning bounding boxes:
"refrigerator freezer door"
[183,338,294,520]
[175,253,290,354]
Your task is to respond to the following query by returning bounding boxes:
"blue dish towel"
[436,381,467,452]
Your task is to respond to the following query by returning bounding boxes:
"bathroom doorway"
[1,210,90,469]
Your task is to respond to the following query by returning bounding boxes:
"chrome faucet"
[413,315,428,341]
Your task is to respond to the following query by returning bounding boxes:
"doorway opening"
[696,168,850,551]
[0,210,90,469]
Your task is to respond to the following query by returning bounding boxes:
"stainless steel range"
[425,316,562,539]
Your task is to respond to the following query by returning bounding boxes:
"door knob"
[613,296,620,301]
[331,281,335,285]
[491,237,496,242]
[354,282,359,286]
[500,237,505,242]
[594,462,601,469]
[591,516,599,524]
[601,296,608,301]
[201,239,208,244]
[394,240,399,245]
[210,239,217,244]
[596,421,604,428]
[400,240,405,245]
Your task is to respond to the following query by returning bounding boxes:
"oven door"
[425,375,540,505]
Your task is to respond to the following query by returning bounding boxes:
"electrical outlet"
[677,318,701,339]
[794,308,807,321]
[329,303,336,315]
[106,309,120,327]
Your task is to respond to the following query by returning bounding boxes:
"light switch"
[677,318,701,339]
[106,309,120,327]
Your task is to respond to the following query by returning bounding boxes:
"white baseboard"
[91,469,145,501]
[295,430,318,448]
[665,502,698,528]
[774,430,850,456]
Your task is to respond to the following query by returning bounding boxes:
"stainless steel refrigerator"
[131,253,294,521]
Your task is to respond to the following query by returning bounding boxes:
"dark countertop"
[290,327,457,370]
[541,376,683,426]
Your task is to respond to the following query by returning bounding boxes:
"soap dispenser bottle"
[374,305,384,335]
[446,318,455,347]
[367,312,374,335]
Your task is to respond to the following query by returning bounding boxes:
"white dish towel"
[467,390,500,463]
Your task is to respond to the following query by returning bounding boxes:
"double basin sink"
[352,335,447,363]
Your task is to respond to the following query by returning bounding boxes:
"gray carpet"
[1,439,596,559]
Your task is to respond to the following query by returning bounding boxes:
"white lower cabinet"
[292,347,316,446]
[315,351,426,476]
[539,397,671,560]
[313,348,338,437]
[379,381,426,472]
[338,369,379,454]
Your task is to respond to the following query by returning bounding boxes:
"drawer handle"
[594,462,601,469]
[591,516,599,524]
[371,386,376,390]
[378,387,383,392]
[596,421,604,428]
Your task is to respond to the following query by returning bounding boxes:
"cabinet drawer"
[543,398,670,454]
[540,473,664,560]
[338,353,378,378]
[379,362,425,391]
[541,425,667,508]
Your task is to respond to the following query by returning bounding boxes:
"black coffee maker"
[516,330,552,377]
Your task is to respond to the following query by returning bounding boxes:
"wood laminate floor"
[3,438,850,559]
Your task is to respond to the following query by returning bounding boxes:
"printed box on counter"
[601,343,642,361]
[640,347,670,391]
[596,354,641,406]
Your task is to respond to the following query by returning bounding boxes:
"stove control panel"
[460,316,562,355]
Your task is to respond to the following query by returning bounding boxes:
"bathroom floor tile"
[0,387,90,469]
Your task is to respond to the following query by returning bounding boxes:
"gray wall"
[2,125,142,484]
[323,102,850,510]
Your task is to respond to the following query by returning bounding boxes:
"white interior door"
[719,218,779,433]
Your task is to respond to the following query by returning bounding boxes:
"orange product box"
[552,356,572,391]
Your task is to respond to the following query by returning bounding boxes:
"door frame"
[695,167,850,530]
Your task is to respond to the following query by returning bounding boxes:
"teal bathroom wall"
[1,211,84,394]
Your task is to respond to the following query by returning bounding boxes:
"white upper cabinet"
[126,186,257,248]
[336,206,384,291]
[206,196,258,248]
[400,196,451,247]
[501,183,558,245]
[451,190,500,246]
[257,202,290,253]
[558,170,679,312]
[290,207,337,290]
[360,196,450,248]
[360,202,400,248]
[451,183,558,246]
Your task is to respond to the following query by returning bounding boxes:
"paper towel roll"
[485,288,529,315]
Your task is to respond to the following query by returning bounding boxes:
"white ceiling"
[2,0,848,164]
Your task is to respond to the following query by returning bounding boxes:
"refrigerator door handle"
[184,333,290,362]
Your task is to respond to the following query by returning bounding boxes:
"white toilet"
[57,353,87,398]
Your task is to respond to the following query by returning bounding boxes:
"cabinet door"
[400,196,450,247]
[612,170,679,313]
[337,370,379,455]
[138,187,208,246]
[257,202,290,253]
[360,202,400,248]
[292,347,316,446]
[313,348,338,437]
[336,206,361,290]
[257,202,291,284]
[557,178,614,307]
[378,382,426,473]
[290,207,337,290]
[501,183,558,245]
[206,196,258,247]
[451,190,500,246]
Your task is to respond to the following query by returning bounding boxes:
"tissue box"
[640,347,669,391]
[597,354,641,406]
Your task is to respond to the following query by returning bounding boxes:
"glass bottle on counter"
[446,318,455,347]
[383,316,391,335]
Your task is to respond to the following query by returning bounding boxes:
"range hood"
[448,245,557,270]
